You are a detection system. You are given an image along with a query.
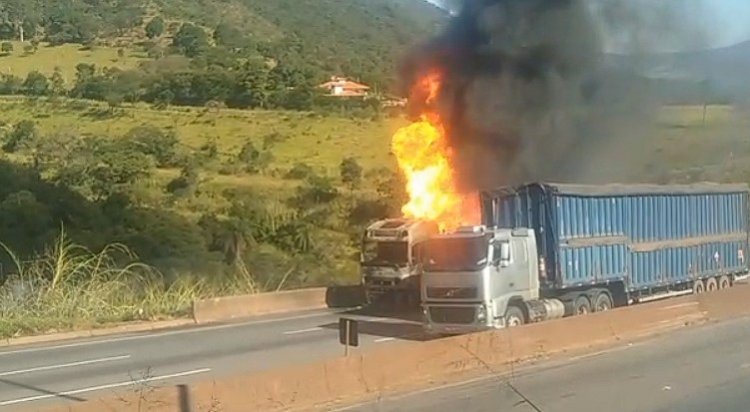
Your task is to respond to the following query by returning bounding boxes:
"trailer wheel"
[718,275,731,290]
[705,277,718,292]
[504,305,525,327]
[573,295,592,316]
[692,279,705,294]
[593,292,613,312]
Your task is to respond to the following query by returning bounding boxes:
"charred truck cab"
[361,219,439,307]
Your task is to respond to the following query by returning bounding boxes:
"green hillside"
[0,0,446,89]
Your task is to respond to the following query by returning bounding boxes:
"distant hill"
[603,41,750,104]
[0,0,448,88]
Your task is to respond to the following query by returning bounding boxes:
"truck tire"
[504,305,525,327]
[573,295,592,316]
[593,292,613,312]
[705,277,718,292]
[718,275,731,290]
[693,279,705,294]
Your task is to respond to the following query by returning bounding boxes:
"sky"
[712,0,750,47]
[424,0,750,49]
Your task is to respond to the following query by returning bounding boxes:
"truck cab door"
[493,238,533,299]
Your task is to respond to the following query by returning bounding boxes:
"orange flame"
[392,71,479,232]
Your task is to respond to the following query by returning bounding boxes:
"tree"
[111,7,143,35]
[105,93,124,113]
[0,190,53,254]
[153,89,174,109]
[339,157,362,189]
[22,71,49,96]
[74,63,96,84]
[172,23,209,58]
[56,138,155,199]
[227,60,270,109]
[3,120,38,153]
[0,41,13,55]
[213,22,245,49]
[145,16,164,39]
[0,74,22,94]
[166,164,199,197]
[237,140,273,174]
[124,125,180,167]
[293,175,339,209]
[49,67,66,96]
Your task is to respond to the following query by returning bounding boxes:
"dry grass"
[0,229,257,339]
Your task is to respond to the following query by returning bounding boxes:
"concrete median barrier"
[192,284,365,324]
[37,284,750,412]
[193,288,328,323]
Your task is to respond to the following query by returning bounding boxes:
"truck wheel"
[693,279,705,294]
[504,305,525,327]
[593,292,613,312]
[705,277,718,292]
[718,275,731,289]
[573,295,592,316]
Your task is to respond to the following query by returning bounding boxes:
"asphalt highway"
[0,307,424,410]
[340,315,750,412]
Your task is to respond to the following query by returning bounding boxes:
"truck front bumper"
[422,303,497,335]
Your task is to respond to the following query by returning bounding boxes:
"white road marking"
[0,309,347,356]
[283,327,324,335]
[659,302,699,310]
[0,355,130,377]
[375,337,396,343]
[0,368,211,406]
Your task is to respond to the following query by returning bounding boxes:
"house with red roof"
[318,76,371,98]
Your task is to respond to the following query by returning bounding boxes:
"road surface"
[0,307,423,410]
[339,315,750,412]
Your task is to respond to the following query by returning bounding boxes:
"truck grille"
[426,287,478,299]
[429,306,476,324]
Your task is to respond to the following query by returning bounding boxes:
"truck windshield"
[362,241,408,266]
[423,235,489,272]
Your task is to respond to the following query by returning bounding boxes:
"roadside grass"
[0,230,256,339]
[0,42,146,83]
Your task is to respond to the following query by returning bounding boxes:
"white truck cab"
[421,225,564,335]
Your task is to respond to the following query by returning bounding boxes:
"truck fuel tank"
[524,299,565,323]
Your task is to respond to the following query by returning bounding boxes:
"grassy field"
[0,42,147,83]
[0,97,403,173]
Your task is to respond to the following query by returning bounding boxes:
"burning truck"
[359,219,438,308]
[357,69,478,310]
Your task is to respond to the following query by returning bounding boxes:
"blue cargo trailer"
[422,182,750,334]
[484,182,750,300]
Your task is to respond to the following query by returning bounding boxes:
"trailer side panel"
[483,183,750,292]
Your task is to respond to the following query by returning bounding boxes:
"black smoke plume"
[402,0,707,191]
